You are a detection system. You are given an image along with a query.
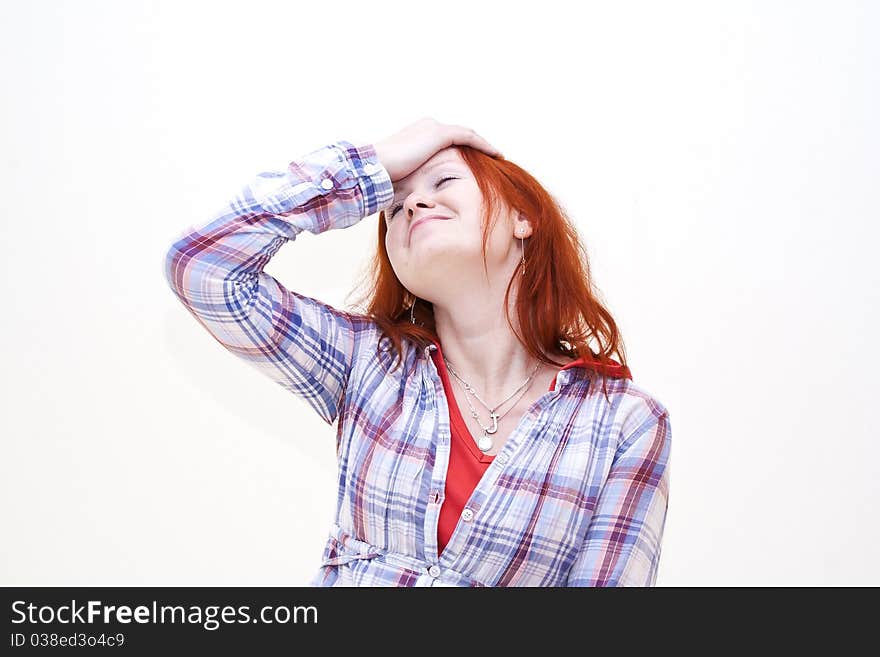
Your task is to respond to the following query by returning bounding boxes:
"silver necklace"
[444,358,541,453]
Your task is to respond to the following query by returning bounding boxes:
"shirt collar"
[423,338,629,389]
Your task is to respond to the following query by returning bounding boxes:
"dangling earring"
[518,229,526,276]
[410,298,418,325]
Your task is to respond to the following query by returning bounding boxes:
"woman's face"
[384,147,518,303]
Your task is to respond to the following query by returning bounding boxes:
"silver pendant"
[477,434,493,452]
[486,411,499,434]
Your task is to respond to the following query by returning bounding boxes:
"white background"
[1,0,877,586]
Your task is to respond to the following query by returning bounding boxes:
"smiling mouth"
[408,216,449,245]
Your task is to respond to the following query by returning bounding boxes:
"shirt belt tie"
[321,523,483,587]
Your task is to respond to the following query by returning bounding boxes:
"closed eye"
[388,176,457,220]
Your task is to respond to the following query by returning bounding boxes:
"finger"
[469,130,502,156]
[474,132,503,157]
[449,125,502,157]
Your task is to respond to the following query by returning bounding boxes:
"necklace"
[444,358,541,453]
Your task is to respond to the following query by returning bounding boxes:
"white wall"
[1,0,877,586]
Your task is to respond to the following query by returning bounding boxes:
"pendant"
[477,434,493,452]
[486,411,499,434]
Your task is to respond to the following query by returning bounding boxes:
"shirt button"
[320,178,334,190]
[363,163,377,175]
[461,508,475,522]
[428,565,441,578]
[497,453,509,465]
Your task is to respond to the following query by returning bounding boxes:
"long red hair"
[346,146,628,396]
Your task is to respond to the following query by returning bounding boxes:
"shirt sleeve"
[565,398,672,586]
[163,140,394,426]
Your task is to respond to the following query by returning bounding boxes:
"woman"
[164,118,672,587]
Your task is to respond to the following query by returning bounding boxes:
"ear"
[514,212,533,239]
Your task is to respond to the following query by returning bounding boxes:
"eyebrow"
[391,159,464,201]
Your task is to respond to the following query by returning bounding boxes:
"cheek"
[385,222,403,253]
[384,229,393,253]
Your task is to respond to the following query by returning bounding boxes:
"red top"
[429,339,632,554]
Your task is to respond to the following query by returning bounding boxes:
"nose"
[406,196,435,219]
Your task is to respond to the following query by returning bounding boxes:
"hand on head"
[373,117,502,183]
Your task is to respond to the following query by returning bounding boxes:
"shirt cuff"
[334,140,394,217]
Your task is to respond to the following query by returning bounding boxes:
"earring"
[410,298,417,324]
[518,229,526,276]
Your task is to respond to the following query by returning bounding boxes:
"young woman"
[164,118,672,586]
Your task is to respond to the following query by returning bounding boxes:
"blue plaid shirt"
[164,140,672,586]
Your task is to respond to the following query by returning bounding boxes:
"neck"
[431,290,544,404]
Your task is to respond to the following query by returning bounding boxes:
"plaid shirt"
[164,140,672,587]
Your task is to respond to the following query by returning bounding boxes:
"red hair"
[346,146,628,397]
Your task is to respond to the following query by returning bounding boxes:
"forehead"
[394,147,467,192]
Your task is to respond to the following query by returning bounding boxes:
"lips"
[408,215,450,245]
